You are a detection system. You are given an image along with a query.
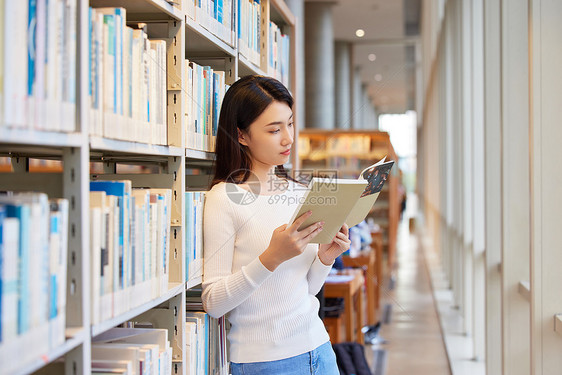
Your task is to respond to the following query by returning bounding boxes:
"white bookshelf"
[185,17,237,57]
[0,128,84,149]
[91,283,184,337]
[0,0,297,373]
[89,0,183,19]
[12,329,87,375]
[185,148,215,161]
[90,136,185,157]
[238,53,267,77]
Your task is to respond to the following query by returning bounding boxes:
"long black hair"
[211,75,294,187]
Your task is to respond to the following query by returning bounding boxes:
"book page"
[288,178,367,244]
[344,191,381,228]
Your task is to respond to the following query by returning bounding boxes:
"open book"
[288,157,395,244]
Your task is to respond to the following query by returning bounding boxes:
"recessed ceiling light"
[368,54,376,61]
[355,29,365,38]
[375,74,382,81]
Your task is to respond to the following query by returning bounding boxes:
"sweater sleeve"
[201,185,273,318]
[306,247,334,296]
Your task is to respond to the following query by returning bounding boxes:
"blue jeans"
[230,341,339,375]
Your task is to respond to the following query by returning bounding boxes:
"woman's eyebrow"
[264,114,294,126]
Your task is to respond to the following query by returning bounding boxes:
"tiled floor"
[364,204,451,375]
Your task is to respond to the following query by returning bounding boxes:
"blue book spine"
[90,181,126,289]
[217,0,223,24]
[28,0,38,96]
[6,205,31,335]
[49,214,59,319]
[213,73,219,137]
[237,0,241,37]
[115,9,124,116]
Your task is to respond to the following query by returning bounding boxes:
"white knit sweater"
[201,180,332,363]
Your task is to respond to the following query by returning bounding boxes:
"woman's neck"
[245,165,286,195]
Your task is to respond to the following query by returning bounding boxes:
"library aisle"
[365,196,451,375]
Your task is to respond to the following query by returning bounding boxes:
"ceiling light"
[368,54,376,61]
[375,74,382,81]
[355,29,365,38]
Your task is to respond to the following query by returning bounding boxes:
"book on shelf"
[288,158,395,244]
[185,310,229,375]
[2,0,76,131]
[88,8,167,144]
[93,327,172,375]
[238,0,261,66]
[268,21,290,87]
[184,60,228,152]
[187,0,235,46]
[0,193,68,372]
[185,191,206,284]
[89,181,172,324]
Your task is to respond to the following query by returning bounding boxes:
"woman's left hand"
[318,223,351,265]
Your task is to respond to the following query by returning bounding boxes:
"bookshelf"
[297,130,400,269]
[0,0,296,374]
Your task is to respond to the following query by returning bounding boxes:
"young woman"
[201,75,350,375]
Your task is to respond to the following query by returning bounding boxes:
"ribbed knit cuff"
[315,254,335,268]
[241,257,273,287]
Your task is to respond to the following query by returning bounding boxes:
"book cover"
[288,179,367,244]
[289,158,394,244]
[345,158,395,228]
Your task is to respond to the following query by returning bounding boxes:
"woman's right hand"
[259,211,324,271]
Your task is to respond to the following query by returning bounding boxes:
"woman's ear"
[238,129,248,146]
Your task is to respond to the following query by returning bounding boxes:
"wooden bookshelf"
[297,130,400,270]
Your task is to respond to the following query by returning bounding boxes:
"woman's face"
[238,100,294,170]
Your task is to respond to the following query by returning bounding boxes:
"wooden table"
[324,268,365,343]
[342,247,377,326]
